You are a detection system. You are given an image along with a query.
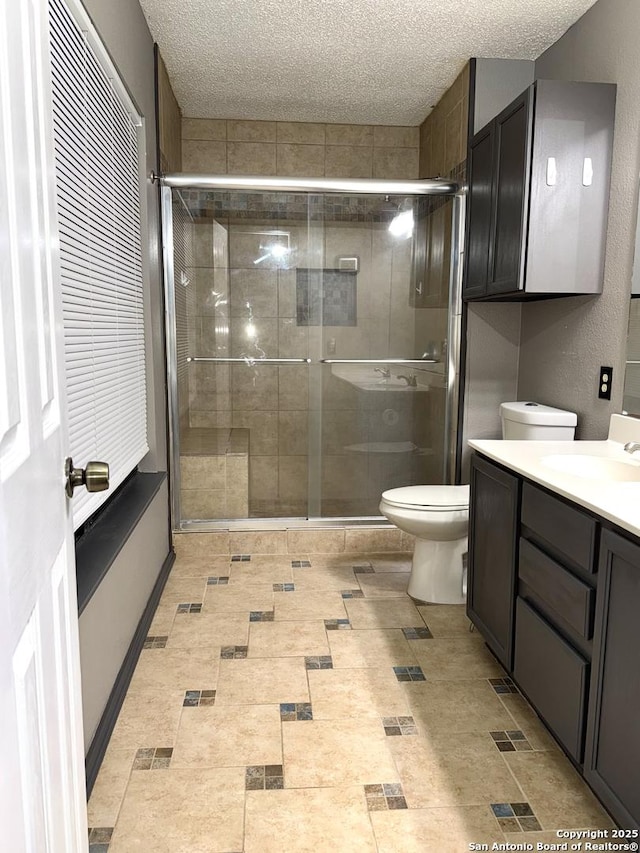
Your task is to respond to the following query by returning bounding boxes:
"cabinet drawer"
[521,482,597,574]
[519,538,595,641]
[514,598,589,763]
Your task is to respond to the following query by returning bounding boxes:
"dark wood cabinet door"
[488,89,533,294]
[467,453,520,669]
[585,530,640,829]
[463,125,493,299]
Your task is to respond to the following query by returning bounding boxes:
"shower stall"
[161,175,464,530]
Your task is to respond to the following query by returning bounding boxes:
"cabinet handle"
[546,157,557,186]
[583,157,594,187]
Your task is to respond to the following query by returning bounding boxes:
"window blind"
[49,0,148,529]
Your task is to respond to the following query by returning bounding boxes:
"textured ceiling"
[139,0,598,126]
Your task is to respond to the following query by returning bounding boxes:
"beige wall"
[181,119,419,179]
[518,0,640,438]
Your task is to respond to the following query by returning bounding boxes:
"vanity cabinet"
[467,454,520,669]
[585,530,640,829]
[468,450,640,828]
[463,79,616,301]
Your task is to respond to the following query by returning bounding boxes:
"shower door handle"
[187,357,311,364]
[319,358,437,364]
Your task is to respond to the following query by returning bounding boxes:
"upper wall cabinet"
[463,80,616,301]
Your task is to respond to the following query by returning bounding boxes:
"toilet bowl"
[380,485,470,604]
[380,401,578,604]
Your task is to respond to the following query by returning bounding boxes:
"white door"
[0,0,88,850]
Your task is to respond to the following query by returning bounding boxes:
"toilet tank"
[500,402,577,440]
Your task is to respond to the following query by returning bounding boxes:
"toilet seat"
[381,485,470,512]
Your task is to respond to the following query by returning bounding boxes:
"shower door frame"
[161,175,465,532]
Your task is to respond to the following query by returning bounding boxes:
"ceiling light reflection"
[388,209,414,239]
[254,242,290,265]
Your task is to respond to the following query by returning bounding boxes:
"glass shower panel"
[316,194,453,518]
[171,188,320,523]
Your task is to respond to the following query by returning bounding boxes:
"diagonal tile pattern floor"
[90,549,613,852]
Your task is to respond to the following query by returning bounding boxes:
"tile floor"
[89,549,613,852]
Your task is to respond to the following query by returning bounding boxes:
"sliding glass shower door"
[163,184,460,528]
[312,194,455,517]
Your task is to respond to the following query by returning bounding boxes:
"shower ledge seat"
[180,427,249,519]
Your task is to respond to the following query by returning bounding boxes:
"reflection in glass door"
[312,194,455,518]
[163,185,460,528]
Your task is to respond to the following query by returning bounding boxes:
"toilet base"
[408,536,467,605]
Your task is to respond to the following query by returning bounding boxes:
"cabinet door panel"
[467,454,520,669]
[585,530,640,829]
[526,80,616,295]
[464,126,493,299]
[489,90,533,293]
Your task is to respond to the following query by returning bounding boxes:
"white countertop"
[469,416,640,539]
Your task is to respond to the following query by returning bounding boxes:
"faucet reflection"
[396,374,417,387]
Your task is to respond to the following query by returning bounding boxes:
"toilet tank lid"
[500,401,577,426]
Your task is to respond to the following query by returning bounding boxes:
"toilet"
[379,401,577,604]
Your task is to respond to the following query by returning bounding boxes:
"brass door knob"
[65,457,110,498]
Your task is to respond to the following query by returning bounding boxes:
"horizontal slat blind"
[49,0,148,529]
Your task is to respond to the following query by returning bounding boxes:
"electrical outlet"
[599,366,613,400]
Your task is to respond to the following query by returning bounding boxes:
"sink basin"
[541,454,640,482]
[356,379,423,391]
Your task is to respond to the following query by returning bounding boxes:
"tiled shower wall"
[181,120,420,179]
[185,210,425,516]
[419,64,469,181]
[173,195,252,518]
[173,88,467,517]
[170,82,469,517]
[157,51,182,172]
[178,117,421,517]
